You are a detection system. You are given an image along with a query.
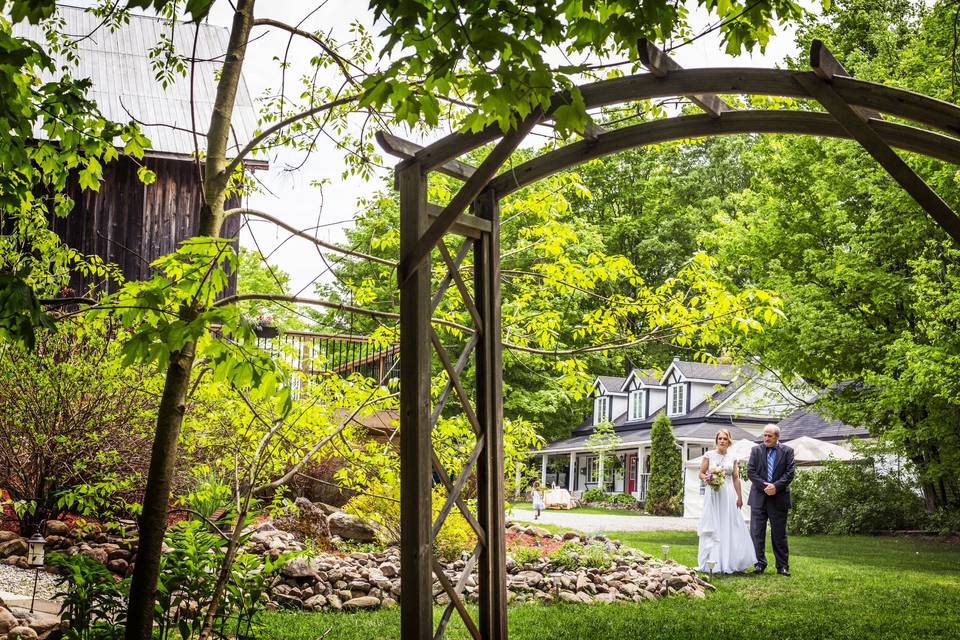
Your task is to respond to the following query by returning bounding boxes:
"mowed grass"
[510,502,642,516]
[264,532,960,640]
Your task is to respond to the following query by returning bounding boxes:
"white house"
[533,358,804,504]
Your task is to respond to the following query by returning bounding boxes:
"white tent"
[682,439,754,520]
[783,436,858,466]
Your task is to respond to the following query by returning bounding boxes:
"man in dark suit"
[747,424,796,576]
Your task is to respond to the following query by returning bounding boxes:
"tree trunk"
[124,2,255,638]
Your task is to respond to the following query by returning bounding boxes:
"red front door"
[626,454,637,493]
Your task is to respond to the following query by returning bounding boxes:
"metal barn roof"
[15,4,265,167]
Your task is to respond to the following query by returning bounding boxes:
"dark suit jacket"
[747,443,796,510]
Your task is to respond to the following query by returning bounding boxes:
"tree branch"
[223,94,359,177]
[225,207,395,267]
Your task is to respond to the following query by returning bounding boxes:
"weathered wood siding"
[50,155,240,294]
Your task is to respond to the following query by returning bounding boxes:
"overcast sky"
[210,2,816,295]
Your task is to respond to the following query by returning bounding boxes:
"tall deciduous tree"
[704,0,960,510]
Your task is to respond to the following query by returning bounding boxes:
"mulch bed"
[506,530,566,557]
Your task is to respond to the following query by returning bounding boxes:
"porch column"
[568,451,576,491]
[540,454,548,486]
[598,455,605,490]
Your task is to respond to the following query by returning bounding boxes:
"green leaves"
[365,0,805,136]
[0,271,55,349]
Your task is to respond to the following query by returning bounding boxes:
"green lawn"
[510,502,642,516]
[264,532,960,640]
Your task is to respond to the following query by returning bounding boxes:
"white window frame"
[629,389,644,421]
[668,384,686,416]
[594,395,609,424]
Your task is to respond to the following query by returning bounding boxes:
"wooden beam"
[487,110,960,197]
[408,69,960,171]
[427,203,492,239]
[398,164,434,640]
[638,39,732,118]
[399,114,538,286]
[797,73,960,243]
[809,39,883,121]
[376,130,478,183]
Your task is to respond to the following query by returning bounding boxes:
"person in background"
[531,480,545,520]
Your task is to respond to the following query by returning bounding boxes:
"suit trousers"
[750,500,789,571]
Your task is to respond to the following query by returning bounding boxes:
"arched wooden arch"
[377,40,960,640]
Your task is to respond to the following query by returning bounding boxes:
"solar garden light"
[27,530,47,613]
[707,560,718,580]
[548,571,564,598]
[660,544,670,562]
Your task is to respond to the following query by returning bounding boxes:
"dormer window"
[629,390,645,421]
[668,383,686,416]
[594,395,610,424]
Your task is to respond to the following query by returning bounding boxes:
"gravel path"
[0,564,61,601]
[509,508,699,533]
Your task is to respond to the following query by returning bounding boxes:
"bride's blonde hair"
[715,428,733,445]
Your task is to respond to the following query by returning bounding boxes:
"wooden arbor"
[377,40,960,640]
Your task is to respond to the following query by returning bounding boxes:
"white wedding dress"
[697,450,758,573]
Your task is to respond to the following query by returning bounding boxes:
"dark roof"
[671,359,738,382]
[625,369,662,388]
[672,422,757,441]
[777,407,870,441]
[536,421,757,454]
[596,375,627,393]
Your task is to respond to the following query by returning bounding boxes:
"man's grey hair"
[763,423,781,436]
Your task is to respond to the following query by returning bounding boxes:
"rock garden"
[0,499,711,638]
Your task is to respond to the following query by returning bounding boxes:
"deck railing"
[255,330,398,382]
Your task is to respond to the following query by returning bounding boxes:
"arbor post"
[475,188,508,640]
[398,163,433,638]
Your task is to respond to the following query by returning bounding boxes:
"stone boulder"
[0,538,27,558]
[8,626,39,640]
[0,607,19,635]
[43,520,69,537]
[343,596,380,610]
[273,498,330,543]
[0,531,21,544]
[281,556,320,579]
[326,512,376,543]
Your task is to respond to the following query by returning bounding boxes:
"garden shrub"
[606,494,639,508]
[789,459,927,535]
[646,413,682,515]
[48,552,128,640]
[547,541,582,571]
[580,542,614,569]
[509,544,541,566]
[580,488,606,503]
[926,508,960,535]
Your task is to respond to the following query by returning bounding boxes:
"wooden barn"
[16,5,266,294]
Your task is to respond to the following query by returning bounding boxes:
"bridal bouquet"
[705,467,726,490]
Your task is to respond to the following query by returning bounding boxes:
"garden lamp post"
[27,531,47,613]
[661,544,670,562]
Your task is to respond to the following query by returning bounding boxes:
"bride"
[697,429,757,573]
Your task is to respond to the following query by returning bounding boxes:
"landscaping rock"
[281,557,319,579]
[8,626,39,640]
[327,512,376,542]
[0,607,18,635]
[0,538,27,558]
[343,596,380,610]
[43,521,69,537]
[0,531,20,544]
